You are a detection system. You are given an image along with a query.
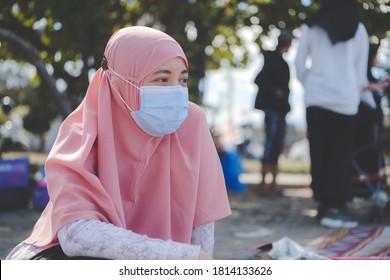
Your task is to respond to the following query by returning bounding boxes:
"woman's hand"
[274,87,285,98]
[365,81,385,91]
[197,249,213,260]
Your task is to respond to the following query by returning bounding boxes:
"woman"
[7,26,231,260]
[295,0,369,228]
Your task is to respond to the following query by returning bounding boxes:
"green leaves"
[0,0,388,117]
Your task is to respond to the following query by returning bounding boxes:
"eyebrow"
[152,69,189,75]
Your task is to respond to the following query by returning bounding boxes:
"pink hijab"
[25,26,231,247]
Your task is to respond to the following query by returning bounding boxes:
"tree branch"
[0,27,73,117]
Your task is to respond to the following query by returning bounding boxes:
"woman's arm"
[191,222,214,257]
[294,24,311,83]
[58,219,201,260]
[355,24,369,93]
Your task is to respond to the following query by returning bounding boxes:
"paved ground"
[1,172,389,260]
[215,172,390,259]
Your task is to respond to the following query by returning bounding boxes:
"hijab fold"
[25,26,231,247]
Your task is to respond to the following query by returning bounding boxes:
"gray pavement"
[215,172,390,259]
[1,172,389,260]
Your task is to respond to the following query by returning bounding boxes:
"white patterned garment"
[191,222,214,255]
[6,220,214,260]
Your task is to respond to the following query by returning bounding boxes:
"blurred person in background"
[254,30,294,197]
[295,0,370,228]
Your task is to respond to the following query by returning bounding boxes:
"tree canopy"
[0,0,389,140]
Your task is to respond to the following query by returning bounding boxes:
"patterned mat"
[306,226,390,259]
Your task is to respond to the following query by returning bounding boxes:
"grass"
[242,158,310,174]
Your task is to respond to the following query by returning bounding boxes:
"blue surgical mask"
[106,67,189,137]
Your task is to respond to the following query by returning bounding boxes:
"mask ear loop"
[106,74,135,113]
[101,56,140,113]
[107,65,141,90]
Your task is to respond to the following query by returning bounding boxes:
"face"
[142,57,188,87]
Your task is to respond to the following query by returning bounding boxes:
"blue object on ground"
[220,146,247,192]
[32,166,49,210]
[0,157,30,209]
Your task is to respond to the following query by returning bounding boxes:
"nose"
[167,81,180,86]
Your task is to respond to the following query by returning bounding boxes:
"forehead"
[153,57,188,73]
[105,27,188,81]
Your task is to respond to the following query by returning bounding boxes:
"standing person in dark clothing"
[295,0,370,228]
[364,43,389,112]
[254,31,293,196]
[355,43,390,177]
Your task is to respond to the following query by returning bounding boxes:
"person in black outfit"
[355,43,389,182]
[254,31,293,196]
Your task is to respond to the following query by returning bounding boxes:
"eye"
[180,75,189,85]
[157,77,168,83]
